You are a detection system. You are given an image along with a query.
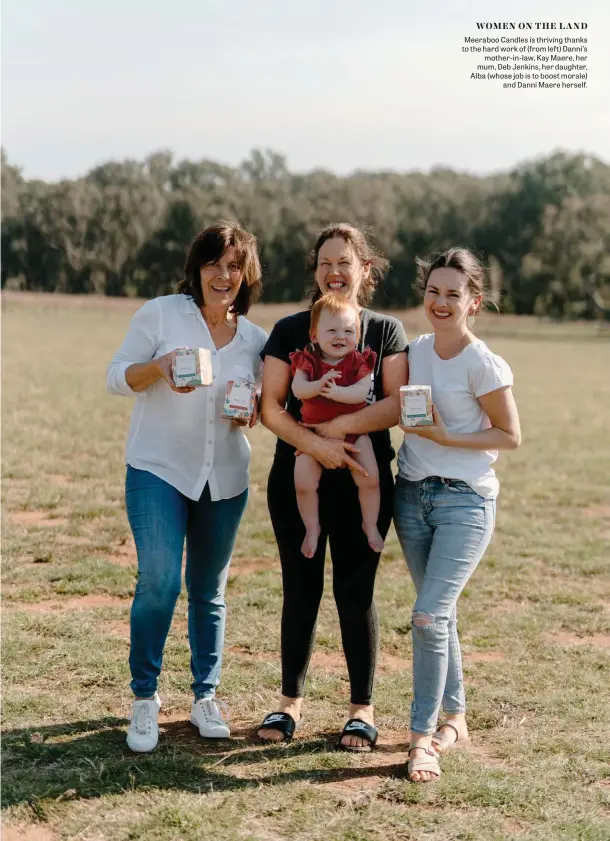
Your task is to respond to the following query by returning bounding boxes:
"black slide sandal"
[258,712,303,743]
[337,718,378,752]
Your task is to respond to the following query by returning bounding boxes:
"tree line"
[2,147,609,318]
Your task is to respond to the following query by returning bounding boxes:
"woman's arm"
[304,352,409,438]
[402,386,521,450]
[107,300,194,396]
[124,360,164,392]
[260,356,368,474]
[125,352,195,394]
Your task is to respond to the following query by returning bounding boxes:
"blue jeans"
[393,476,495,735]
[125,466,248,700]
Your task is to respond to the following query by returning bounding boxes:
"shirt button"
[208,440,212,445]
[206,462,211,467]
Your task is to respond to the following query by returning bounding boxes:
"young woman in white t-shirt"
[393,248,521,783]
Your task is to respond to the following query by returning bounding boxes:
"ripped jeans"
[393,476,495,735]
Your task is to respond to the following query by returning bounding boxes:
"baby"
[289,293,383,557]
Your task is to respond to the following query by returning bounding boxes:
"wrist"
[308,435,326,459]
[154,358,167,380]
[330,415,349,436]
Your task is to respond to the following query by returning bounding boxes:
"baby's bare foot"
[363,524,384,553]
[301,527,320,558]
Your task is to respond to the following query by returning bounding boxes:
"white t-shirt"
[107,294,268,501]
[397,334,513,499]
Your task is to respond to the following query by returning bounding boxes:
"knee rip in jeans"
[412,611,435,629]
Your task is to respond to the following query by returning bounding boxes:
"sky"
[2,0,609,180]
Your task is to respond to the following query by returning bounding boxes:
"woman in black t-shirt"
[257,224,408,751]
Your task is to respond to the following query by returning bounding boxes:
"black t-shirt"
[261,308,408,466]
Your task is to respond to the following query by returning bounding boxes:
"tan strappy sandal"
[407,746,441,782]
[431,722,470,754]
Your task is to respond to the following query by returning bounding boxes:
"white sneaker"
[126,693,161,753]
[190,698,231,739]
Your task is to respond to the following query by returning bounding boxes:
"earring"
[467,312,476,329]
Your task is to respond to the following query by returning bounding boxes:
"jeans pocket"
[447,480,479,496]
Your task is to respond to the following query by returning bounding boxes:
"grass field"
[2,292,610,841]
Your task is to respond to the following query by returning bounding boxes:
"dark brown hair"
[307,223,389,307]
[178,221,262,315]
[416,247,490,315]
[309,293,361,342]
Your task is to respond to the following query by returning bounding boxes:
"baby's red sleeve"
[289,349,316,379]
[353,347,377,381]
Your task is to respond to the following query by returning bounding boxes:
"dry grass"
[2,292,610,841]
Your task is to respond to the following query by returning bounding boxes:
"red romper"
[289,347,377,444]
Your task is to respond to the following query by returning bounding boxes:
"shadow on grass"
[2,718,407,809]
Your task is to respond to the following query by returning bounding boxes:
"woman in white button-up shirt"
[107,222,267,753]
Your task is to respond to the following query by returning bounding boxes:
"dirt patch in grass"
[228,647,277,663]
[1,824,60,841]
[5,595,128,612]
[464,651,506,663]
[461,740,509,770]
[582,505,610,519]
[545,631,610,649]
[230,556,277,576]
[105,616,187,639]
[227,646,409,675]
[502,818,535,834]
[8,511,68,527]
[104,620,130,639]
[313,650,410,674]
[107,539,137,568]
[58,534,92,546]
[49,474,73,487]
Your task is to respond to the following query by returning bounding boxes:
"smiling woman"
[393,247,521,783]
[257,223,409,752]
[106,220,267,755]
[179,223,262,315]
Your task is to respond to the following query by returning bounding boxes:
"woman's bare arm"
[403,386,521,450]
[125,352,195,394]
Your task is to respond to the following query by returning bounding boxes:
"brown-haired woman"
[107,221,268,754]
[257,224,408,750]
[394,248,521,781]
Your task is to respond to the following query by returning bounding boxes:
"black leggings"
[267,456,394,705]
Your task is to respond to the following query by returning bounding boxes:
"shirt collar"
[178,294,252,341]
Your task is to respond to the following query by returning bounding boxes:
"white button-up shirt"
[107,294,268,501]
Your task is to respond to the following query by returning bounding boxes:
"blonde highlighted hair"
[309,293,361,342]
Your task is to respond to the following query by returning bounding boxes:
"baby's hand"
[316,370,341,395]
[320,377,341,398]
